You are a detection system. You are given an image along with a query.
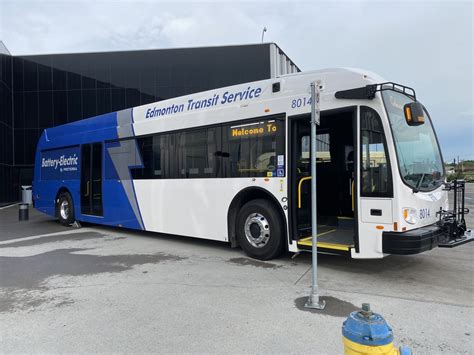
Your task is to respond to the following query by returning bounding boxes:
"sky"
[0,0,472,161]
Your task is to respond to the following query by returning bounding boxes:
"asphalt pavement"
[0,185,473,353]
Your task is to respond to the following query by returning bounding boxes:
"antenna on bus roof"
[261,27,267,43]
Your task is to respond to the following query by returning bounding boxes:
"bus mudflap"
[436,179,473,248]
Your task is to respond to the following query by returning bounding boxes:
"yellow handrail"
[297,176,312,209]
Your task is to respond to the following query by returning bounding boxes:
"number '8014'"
[291,97,312,108]
[419,208,430,219]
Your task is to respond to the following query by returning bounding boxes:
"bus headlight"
[403,207,417,224]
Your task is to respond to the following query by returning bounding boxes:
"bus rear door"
[80,142,103,216]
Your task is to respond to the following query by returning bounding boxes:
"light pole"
[304,80,326,310]
[261,27,267,43]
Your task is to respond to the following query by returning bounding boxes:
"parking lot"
[0,185,473,353]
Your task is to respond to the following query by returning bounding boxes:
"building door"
[81,143,103,216]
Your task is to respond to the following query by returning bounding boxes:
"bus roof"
[40,67,386,149]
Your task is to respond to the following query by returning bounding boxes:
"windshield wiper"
[413,173,426,193]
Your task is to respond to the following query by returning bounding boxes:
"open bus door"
[80,143,103,216]
[289,108,358,254]
[357,107,394,257]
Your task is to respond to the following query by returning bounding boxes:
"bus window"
[223,117,285,178]
[177,127,219,178]
[153,134,174,179]
[316,132,331,163]
[298,135,310,174]
[134,134,175,179]
[129,127,219,179]
[297,132,330,174]
[360,106,392,197]
[301,135,310,159]
[129,134,175,179]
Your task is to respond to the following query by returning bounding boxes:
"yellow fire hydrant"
[342,303,411,354]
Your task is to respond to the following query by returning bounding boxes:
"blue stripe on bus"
[33,111,145,230]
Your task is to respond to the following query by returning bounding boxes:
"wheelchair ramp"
[298,225,354,253]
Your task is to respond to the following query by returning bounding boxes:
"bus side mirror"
[404,102,425,126]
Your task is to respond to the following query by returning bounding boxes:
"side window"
[112,116,284,180]
[177,127,219,178]
[316,132,331,163]
[153,134,175,179]
[222,118,285,177]
[301,135,310,160]
[360,106,392,197]
[135,136,153,179]
[130,127,218,179]
[127,134,175,179]
[297,135,310,174]
[297,132,330,174]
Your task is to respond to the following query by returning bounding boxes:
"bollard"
[18,203,29,221]
[21,185,33,204]
[342,303,411,355]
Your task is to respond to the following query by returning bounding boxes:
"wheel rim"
[244,213,271,248]
[60,199,70,220]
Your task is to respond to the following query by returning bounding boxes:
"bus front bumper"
[382,225,474,255]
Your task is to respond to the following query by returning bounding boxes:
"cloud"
[0,0,472,158]
[458,110,474,117]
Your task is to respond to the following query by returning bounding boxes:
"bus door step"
[297,228,353,253]
[337,216,354,230]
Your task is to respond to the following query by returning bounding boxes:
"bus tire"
[236,199,284,260]
[57,192,75,226]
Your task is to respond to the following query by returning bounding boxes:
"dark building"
[0,42,299,204]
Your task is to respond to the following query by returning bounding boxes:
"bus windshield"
[382,90,445,191]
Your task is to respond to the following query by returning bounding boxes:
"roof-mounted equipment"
[335,82,417,101]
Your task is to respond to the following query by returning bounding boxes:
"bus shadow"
[80,221,435,277]
[290,250,431,276]
[81,222,235,251]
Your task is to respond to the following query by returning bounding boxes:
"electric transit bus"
[33,68,472,260]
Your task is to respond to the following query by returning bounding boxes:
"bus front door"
[290,110,356,254]
[80,143,103,216]
[292,118,312,238]
[358,106,393,257]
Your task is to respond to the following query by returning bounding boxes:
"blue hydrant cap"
[342,308,394,346]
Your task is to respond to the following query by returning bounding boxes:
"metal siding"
[5,43,300,203]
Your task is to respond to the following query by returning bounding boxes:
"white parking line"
[0,203,18,210]
[0,229,94,246]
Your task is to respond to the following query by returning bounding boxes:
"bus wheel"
[236,199,284,260]
[57,192,75,226]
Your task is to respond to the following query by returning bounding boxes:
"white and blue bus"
[33,68,472,260]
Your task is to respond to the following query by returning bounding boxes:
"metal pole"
[261,27,267,43]
[305,81,326,310]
